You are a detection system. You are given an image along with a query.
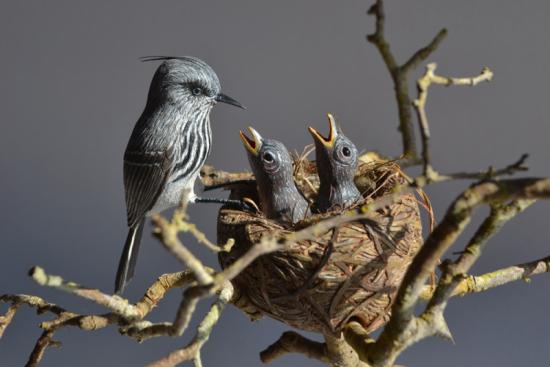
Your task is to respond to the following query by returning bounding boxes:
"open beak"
[308,113,338,148]
[239,126,263,155]
[215,93,246,109]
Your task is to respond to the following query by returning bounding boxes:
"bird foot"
[194,197,254,212]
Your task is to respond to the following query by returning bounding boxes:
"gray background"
[1,1,549,366]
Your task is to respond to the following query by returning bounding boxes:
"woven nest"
[214,156,424,335]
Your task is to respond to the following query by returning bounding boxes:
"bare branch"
[135,271,204,317]
[402,30,448,73]
[367,200,534,362]
[147,282,234,367]
[413,154,529,188]
[413,63,494,179]
[367,0,447,160]
[200,164,252,189]
[367,0,398,73]
[324,334,369,367]
[426,200,534,312]
[26,330,61,367]
[420,254,550,300]
[0,294,69,321]
[125,285,207,342]
[367,179,550,366]
[260,331,329,365]
[0,303,20,339]
[456,255,550,292]
[29,266,143,319]
[152,214,214,285]
[1,269,201,349]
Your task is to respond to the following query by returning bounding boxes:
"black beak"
[215,93,245,109]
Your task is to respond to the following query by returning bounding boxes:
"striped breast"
[148,112,212,214]
[170,109,212,185]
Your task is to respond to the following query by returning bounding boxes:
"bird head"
[240,127,294,183]
[308,113,358,182]
[141,56,244,111]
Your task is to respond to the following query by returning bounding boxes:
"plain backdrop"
[1,1,549,366]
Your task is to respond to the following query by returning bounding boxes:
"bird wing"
[124,149,172,227]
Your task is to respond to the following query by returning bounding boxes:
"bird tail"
[114,219,145,294]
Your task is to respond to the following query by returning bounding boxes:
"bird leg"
[193,197,253,211]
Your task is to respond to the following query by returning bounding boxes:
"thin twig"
[0,303,20,339]
[413,63,494,179]
[146,281,234,367]
[420,254,550,300]
[29,266,143,319]
[367,0,447,159]
[426,200,534,311]
[152,214,214,286]
[125,285,208,342]
[26,329,61,367]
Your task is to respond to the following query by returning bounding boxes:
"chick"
[308,114,362,212]
[240,127,310,223]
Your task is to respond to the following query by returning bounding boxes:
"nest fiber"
[216,158,423,335]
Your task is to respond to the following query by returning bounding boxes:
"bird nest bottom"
[212,158,424,335]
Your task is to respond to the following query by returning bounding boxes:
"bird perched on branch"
[309,114,362,212]
[116,56,244,294]
[240,127,310,224]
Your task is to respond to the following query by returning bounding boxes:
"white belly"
[147,171,198,215]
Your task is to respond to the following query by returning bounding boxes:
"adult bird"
[115,56,244,294]
[308,114,362,212]
[240,127,310,224]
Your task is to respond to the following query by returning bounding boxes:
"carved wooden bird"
[240,127,310,223]
[309,114,362,212]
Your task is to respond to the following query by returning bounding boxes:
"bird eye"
[342,146,351,157]
[334,142,355,165]
[191,87,203,96]
[263,152,274,163]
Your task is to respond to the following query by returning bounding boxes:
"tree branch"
[366,179,550,367]
[426,200,534,312]
[420,254,550,300]
[260,331,330,365]
[0,303,19,339]
[26,329,61,367]
[146,281,234,367]
[152,213,214,286]
[413,62,494,179]
[367,0,447,160]
[29,266,143,319]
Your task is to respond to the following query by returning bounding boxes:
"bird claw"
[234,200,255,212]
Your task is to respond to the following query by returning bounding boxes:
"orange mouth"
[239,126,263,155]
[308,113,338,148]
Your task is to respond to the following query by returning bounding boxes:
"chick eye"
[342,146,351,157]
[263,152,274,162]
[191,87,203,96]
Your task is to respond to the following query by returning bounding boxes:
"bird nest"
[207,156,424,335]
